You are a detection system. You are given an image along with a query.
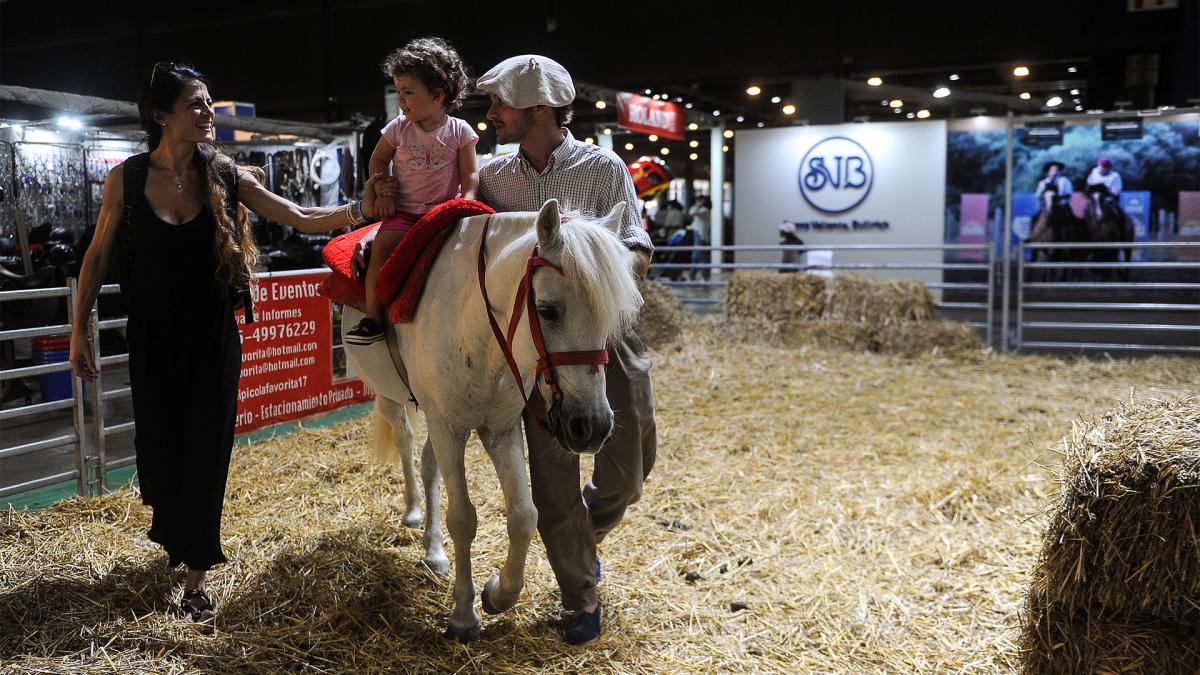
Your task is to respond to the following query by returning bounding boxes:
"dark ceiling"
[2,0,1197,176]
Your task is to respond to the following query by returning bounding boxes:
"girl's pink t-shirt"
[381,114,478,214]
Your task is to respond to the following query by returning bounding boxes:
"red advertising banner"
[616,93,685,141]
[235,271,372,433]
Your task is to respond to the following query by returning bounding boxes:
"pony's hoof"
[402,510,423,529]
[481,576,504,615]
[421,556,450,575]
[443,622,481,643]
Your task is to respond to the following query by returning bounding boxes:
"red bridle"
[476,216,609,430]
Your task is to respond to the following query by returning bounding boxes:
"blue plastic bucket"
[32,348,73,402]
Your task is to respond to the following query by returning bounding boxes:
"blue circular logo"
[798,136,874,214]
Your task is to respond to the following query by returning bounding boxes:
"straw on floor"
[2,325,1199,672]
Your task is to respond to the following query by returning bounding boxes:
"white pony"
[342,199,642,641]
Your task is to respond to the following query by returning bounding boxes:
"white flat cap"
[475,55,575,108]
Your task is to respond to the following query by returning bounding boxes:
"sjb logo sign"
[798,136,873,213]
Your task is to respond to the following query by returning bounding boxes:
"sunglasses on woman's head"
[148,61,175,89]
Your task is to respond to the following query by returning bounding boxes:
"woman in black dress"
[69,62,393,621]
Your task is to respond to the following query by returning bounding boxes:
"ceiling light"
[881,99,890,106]
[644,89,652,95]
[687,122,699,131]
[722,145,729,152]
[933,87,950,98]
[916,109,931,119]
[648,134,659,142]
[894,108,903,113]
[736,115,744,122]
[1013,65,1030,77]
[1067,66,1078,73]
[476,121,488,131]
[594,100,607,109]
[888,99,903,108]
[652,94,661,100]
[866,76,883,86]
[1046,96,1063,107]
[1075,105,1083,111]
[602,127,612,135]
[712,110,721,116]
[723,129,734,138]
[56,116,82,130]
[685,102,693,109]
[689,140,699,148]
[906,112,915,119]
[675,97,683,103]
[948,74,960,81]
[770,96,782,103]
[585,137,595,144]
[756,122,764,128]
[624,142,634,150]
[1069,89,1080,96]
[746,85,762,96]
[782,104,796,115]
[660,147,669,155]
[689,152,699,160]
[1019,92,1031,100]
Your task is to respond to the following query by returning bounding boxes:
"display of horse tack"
[339,199,641,641]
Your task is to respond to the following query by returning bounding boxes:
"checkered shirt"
[478,130,653,253]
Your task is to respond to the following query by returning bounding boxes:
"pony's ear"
[536,199,561,250]
[601,202,625,234]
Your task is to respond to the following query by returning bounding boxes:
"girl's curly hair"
[381,37,470,111]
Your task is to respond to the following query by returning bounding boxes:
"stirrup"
[180,588,215,622]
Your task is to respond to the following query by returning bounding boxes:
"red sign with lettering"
[616,93,685,141]
[235,271,372,433]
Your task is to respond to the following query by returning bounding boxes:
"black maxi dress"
[120,156,242,571]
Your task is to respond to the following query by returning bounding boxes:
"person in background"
[778,221,805,273]
[1086,156,1122,203]
[1035,160,1073,206]
[687,195,712,281]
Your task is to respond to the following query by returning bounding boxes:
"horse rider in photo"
[1035,160,1073,208]
[1086,155,1123,203]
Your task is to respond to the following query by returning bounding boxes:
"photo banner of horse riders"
[945,114,1200,267]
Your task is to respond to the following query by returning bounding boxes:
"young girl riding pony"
[345,37,479,344]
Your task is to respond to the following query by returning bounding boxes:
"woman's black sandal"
[180,588,215,622]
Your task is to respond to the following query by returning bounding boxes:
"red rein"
[476,217,609,430]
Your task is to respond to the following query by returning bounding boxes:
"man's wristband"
[347,200,366,226]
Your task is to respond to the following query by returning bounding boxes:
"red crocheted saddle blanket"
[318,198,495,323]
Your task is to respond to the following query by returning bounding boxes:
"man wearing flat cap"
[1035,160,1073,206]
[476,54,656,645]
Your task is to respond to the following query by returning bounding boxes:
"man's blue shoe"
[564,603,602,645]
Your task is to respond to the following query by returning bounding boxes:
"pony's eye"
[536,304,560,322]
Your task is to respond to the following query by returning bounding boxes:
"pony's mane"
[554,209,644,340]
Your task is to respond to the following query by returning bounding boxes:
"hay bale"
[634,279,692,349]
[1021,396,1200,674]
[724,271,825,321]
[822,272,935,325]
[712,316,981,357]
